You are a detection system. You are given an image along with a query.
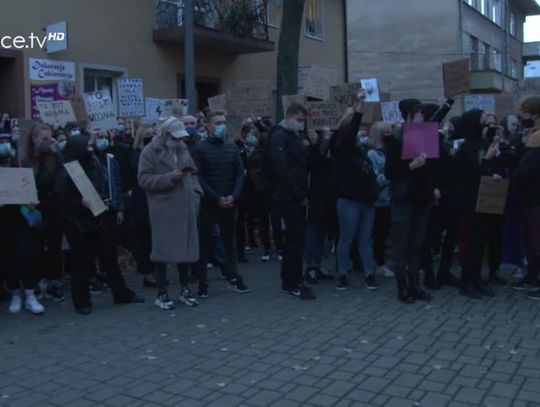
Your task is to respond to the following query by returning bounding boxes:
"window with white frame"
[491,0,502,25]
[510,58,519,78]
[480,0,490,16]
[470,35,479,70]
[83,68,125,114]
[492,48,502,72]
[482,42,491,69]
[305,0,324,40]
[267,0,282,28]
[509,11,516,36]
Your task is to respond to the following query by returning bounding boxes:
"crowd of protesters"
[0,91,539,315]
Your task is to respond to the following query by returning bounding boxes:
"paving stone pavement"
[1,255,540,407]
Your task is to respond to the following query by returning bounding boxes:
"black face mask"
[143,137,152,146]
[520,117,535,129]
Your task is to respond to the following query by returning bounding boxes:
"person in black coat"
[191,112,250,297]
[267,103,315,300]
[452,109,506,299]
[54,136,144,314]
[385,99,437,303]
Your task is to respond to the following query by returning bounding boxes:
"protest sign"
[464,94,495,114]
[476,176,510,215]
[282,94,307,117]
[160,99,189,118]
[306,101,343,130]
[0,168,38,205]
[83,89,117,131]
[208,94,228,114]
[402,123,440,160]
[64,161,108,217]
[443,59,470,98]
[37,100,76,127]
[142,98,162,125]
[70,96,88,122]
[360,78,380,102]
[117,78,145,117]
[381,101,404,123]
[298,65,341,100]
[29,58,76,120]
[330,83,361,108]
[227,84,273,118]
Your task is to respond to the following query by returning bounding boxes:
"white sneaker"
[261,254,271,262]
[377,266,395,279]
[179,288,199,307]
[206,263,214,270]
[37,279,48,300]
[9,294,22,314]
[155,293,175,310]
[25,294,45,315]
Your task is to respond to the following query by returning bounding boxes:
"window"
[492,48,502,72]
[482,42,491,70]
[491,0,502,25]
[509,11,516,36]
[470,35,479,70]
[305,0,324,40]
[480,0,489,16]
[267,0,282,28]
[82,66,126,115]
[511,58,519,78]
[465,0,478,8]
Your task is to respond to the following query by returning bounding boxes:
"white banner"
[83,89,117,131]
[117,78,145,117]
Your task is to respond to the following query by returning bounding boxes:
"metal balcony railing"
[155,0,270,41]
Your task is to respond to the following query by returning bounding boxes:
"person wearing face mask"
[453,109,506,299]
[385,98,438,304]
[512,97,540,298]
[54,135,144,314]
[266,103,315,300]
[18,123,66,302]
[138,117,203,309]
[191,112,250,297]
[333,93,380,292]
[130,125,158,288]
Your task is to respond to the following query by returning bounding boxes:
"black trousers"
[437,207,462,278]
[199,206,239,287]
[41,210,64,281]
[390,203,430,280]
[277,201,306,288]
[64,221,130,309]
[462,213,503,284]
[270,205,285,254]
[132,222,153,275]
[253,190,272,252]
[4,222,41,290]
[373,207,391,267]
[155,263,189,292]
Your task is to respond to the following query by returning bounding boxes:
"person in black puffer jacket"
[191,112,250,297]
[385,98,437,304]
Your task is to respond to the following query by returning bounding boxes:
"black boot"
[424,269,441,290]
[409,273,432,301]
[396,276,415,304]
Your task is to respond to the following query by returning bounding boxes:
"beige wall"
[346,0,461,104]
[0,0,346,118]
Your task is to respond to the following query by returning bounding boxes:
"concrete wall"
[0,0,346,118]
[346,0,460,104]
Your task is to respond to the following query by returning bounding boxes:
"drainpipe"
[343,0,349,83]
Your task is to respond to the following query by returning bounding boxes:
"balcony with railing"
[154,0,275,54]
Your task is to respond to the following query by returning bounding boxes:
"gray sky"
[525,2,540,42]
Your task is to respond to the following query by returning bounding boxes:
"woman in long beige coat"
[138,117,203,310]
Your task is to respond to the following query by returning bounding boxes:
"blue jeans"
[336,198,375,276]
[305,223,325,269]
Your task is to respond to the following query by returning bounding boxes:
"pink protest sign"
[402,123,440,160]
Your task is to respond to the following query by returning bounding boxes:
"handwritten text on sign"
[84,89,117,131]
[37,100,76,126]
[0,168,38,205]
[117,78,145,117]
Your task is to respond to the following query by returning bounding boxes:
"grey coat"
[138,136,203,264]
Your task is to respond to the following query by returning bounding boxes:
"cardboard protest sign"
[475,176,510,215]
[0,168,38,205]
[142,97,162,125]
[330,83,361,109]
[443,59,470,98]
[37,100,76,127]
[381,101,404,123]
[298,65,341,100]
[227,84,273,118]
[69,96,88,123]
[83,89,117,131]
[117,78,145,117]
[64,161,108,217]
[306,101,343,130]
[160,99,189,118]
[282,94,307,117]
[360,78,380,102]
[402,123,440,160]
[464,94,495,114]
[208,94,228,114]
